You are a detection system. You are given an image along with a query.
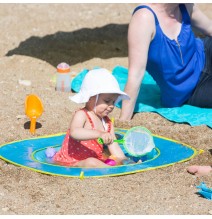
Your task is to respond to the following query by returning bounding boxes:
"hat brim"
[70,91,129,104]
[69,93,90,104]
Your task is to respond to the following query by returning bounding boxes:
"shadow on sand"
[6,23,128,67]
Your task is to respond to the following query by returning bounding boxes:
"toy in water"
[104,158,116,166]
[56,62,72,92]
[45,147,57,158]
[25,94,44,135]
[98,126,155,157]
[196,182,212,200]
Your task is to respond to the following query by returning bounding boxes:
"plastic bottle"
[56,62,71,92]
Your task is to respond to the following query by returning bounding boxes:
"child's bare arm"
[107,124,128,163]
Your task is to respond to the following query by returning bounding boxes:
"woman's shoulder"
[132,4,156,24]
[130,5,156,37]
[133,4,154,15]
[183,3,194,17]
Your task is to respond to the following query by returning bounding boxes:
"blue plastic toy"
[45,147,56,158]
[196,182,212,200]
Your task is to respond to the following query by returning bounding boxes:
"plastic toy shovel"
[25,94,44,134]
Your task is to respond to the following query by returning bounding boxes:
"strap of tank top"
[179,4,191,24]
[104,116,111,133]
[81,108,95,129]
[132,5,159,25]
[81,108,111,132]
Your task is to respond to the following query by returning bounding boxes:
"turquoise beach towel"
[71,66,212,128]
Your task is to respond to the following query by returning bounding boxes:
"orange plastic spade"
[25,94,44,134]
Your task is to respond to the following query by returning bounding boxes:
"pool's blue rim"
[0,129,198,178]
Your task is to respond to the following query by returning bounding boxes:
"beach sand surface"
[0,3,211,215]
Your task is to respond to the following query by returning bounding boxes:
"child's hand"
[99,132,114,145]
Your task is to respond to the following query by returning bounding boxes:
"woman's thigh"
[187,37,212,108]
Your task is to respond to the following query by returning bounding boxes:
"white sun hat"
[70,68,130,104]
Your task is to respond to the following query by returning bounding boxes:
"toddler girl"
[53,68,130,167]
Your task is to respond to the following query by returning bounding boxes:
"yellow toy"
[25,94,44,134]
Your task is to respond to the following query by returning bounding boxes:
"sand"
[0,3,211,215]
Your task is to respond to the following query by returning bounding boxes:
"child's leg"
[74,157,109,168]
[187,165,212,176]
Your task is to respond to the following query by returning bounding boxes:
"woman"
[120,3,212,121]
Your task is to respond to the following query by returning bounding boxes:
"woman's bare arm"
[120,8,155,120]
[186,3,212,36]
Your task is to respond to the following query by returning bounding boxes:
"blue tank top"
[133,4,205,107]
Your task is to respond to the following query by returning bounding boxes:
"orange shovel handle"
[30,117,37,134]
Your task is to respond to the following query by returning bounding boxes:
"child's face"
[94,93,119,117]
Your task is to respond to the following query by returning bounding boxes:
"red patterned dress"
[53,108,111,166]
